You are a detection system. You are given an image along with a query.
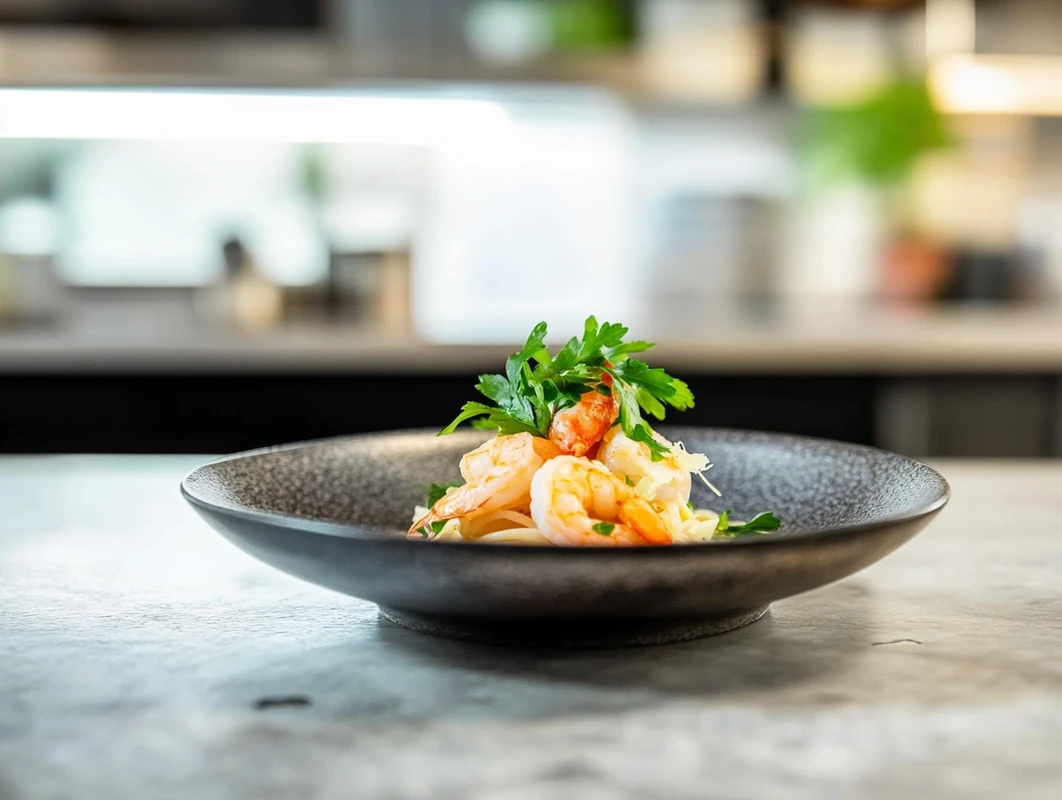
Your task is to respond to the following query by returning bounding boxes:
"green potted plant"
[803,78,954,303]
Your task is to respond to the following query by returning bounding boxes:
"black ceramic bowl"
[181,428,948,647]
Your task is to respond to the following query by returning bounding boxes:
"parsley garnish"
[714,509,781,537]
[591,522,615,536]
[625,475,636,487]
[415,482,462,538]
[440,316,693,461]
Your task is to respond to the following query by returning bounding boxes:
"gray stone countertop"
[1,456,1061,799]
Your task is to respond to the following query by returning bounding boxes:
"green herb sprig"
[440,316,693,461]
[714,509,782,538]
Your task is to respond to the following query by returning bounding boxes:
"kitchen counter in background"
[2,295,1062,457]
[5,295,1062,374]
[1,456,1060,799]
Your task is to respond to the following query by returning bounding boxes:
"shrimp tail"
[408,511,437,537]
[407,485,475,535]
[620,498,673,545]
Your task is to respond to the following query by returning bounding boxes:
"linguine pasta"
[413,487,724,546]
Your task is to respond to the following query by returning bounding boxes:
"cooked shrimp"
[548,374,619,457]
[408,433,560,536]
[597,426,692,506]
[530,455,673,547]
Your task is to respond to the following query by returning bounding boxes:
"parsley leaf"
[553,316,625,374]
[604,358,695,461]
[439,401,493,435]
[604,340,654,360]
[439,316,695,462]
[511,320,550,371]
[426,482,461,508]
[714,509,782,537]
[609,358,694,412]
[476,372,536,429]
[439,401,541,437]
[474,373,512,407]
[591,521,615,536]
[442,322,552,437]
[609,378,670,461]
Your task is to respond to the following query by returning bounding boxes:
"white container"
[779,183,885,303]
[639,0,764,103]
[411,90,640,344]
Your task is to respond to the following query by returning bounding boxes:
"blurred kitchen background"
[1,0,1061,457]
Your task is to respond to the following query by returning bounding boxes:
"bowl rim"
[180,427,950,551]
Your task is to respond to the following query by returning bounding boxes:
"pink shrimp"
[548,373,619,458]
[408,433,561,537]
[529,455,673,547]
[597,426,692,506]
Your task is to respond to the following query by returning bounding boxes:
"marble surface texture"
[1,456,1060,799]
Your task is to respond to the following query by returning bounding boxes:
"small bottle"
[204,237,283,332]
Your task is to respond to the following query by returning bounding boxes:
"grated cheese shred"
[672,440,723,497]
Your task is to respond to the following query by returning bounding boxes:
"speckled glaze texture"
[182,428,949,646]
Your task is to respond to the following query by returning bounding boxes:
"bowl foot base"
[377,605,769,648]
